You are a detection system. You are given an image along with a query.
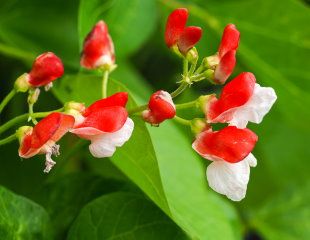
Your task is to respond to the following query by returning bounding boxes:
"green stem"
[173,115,191,126]
[128,104,148,115]
[183,58,189,76]
[194,64,205,74]
[189,57,198,76]
[102,70,109,98]
[0,108,64,134]
[0,133,16,146]
[190,73,206,82]
[175,100,197,110]
[0,89,17,114]
[170,82,188,98]
[28,103,38,124]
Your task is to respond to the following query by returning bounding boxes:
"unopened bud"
[186,47,198,63]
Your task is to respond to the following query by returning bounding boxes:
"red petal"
[84,92,128,117]
[209,72,256,119]
[28,52,64,87]
[178,26,202,54]
[31,113,74,149]
[165,8,188,47]
[193,126,258,163]
[218,24,240,59]
[146,91,176,124]
[77,106,128,133]
[81,20,115,69]
[214,50,236,84]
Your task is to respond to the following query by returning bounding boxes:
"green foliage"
[0,0,309,239]
[0,186,52,240]
[67,192,188,240]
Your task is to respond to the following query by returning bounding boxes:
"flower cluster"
[0,7,276,201]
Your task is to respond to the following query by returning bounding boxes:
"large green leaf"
[0,186,52,240]
[53,74,241,239]
[0,0,79,67]
[249,183,310,240]
[78,0,157,58]
[34,173,128,240]
[67,192,188,240]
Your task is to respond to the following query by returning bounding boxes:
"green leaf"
[0,186,52,240]
[0,0,79,67]
[53,74,241,240]
[67,192,188,240]
[249,183,310,240]
[34,173,127,240]
[78,0,157,58]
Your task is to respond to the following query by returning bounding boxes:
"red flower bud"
[143,91,176,125]
[165,8,202,54]
[81,20,115,70]
[28,52,64,87]
[192,126,258,163]
[18,112,75,172]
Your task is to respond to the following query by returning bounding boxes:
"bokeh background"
[0,0,309,239]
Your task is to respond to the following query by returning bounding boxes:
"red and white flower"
[206,24,240,84]
[15,52,64,91]
[165,8,202,54]
[80,20,115,70]
[142,90,176,125]
[70,92,134,158]
[205,72,277,128]
[192,126,258,201]
[18,112,75,173]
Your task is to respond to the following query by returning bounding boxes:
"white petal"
[229,83,277,128]
[158,91,175,110]
[206,154,257,201]
[89,118,134,158]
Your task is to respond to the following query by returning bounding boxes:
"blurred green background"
[0,0,309,239]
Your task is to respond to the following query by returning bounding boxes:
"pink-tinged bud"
[207,72,277,128]
[70,92,133,158]
[18,112,75,173]
[165,8,202,54]
[81,20,115,70]
[28,52,64,87]
[192,126,258,163]
[142,91,176,125]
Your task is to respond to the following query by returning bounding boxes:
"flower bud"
[81,20,115,70]
[185,47,198,63]
[16,126,33,143]
[28,52,64,87]
[165,8,202,55]
[142,91,176,125]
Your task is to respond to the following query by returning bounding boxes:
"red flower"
[207,24,240,84]
[18,113,75,172]
[28,52,64,88]
[70,92,134,158]
[192,126,258,163]
[165,8,202,54]
[142,91,176,125]
[192,126,258,201]
[81,20,115,70]
[206,72,277,128]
